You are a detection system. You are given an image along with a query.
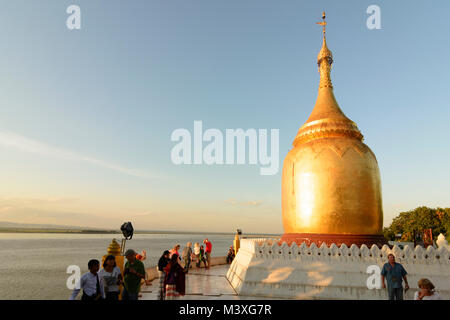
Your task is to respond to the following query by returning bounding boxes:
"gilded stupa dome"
[281,13,385,247]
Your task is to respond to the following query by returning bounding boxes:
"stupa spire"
[292,12,363,147]
[316,12,333,88]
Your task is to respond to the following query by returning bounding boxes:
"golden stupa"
[281,13,385,247]
[107,238,121,255]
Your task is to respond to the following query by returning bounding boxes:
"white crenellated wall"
[226,236,450,300]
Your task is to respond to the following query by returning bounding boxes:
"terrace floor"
[140,264,276,300]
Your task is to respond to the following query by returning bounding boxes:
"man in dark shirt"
[157,250,170,300]
[381,253,409,300]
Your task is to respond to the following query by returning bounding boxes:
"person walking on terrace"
[69,259,105,300]
[381,253,409,300]
[123,249,146,300]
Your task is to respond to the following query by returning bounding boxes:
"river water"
[0,233,235,300]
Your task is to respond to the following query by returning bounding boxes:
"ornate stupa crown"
[317,37,333,69]
[293,12,363,147]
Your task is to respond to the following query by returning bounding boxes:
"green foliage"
[382,227,395,241]
[384,206,449,242]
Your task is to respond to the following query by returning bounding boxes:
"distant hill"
[0,221,103,230]
[0,221,281,236]
[0,221,118,234]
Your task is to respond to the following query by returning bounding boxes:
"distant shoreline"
[0,228,279,237]
[0,228,117,234]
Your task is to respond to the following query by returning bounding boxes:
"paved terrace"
[140,264,278,300]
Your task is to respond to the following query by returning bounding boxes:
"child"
[69,259,105,300]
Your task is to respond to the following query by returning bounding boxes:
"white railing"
[238,236,450,266]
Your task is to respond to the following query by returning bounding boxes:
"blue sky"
[0,1,449,233]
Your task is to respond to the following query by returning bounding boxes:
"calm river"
[0,233,235,300]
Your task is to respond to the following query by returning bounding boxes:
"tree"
[382,227,395,241]
[384,206,449,242]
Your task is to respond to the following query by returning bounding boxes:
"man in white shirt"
[69,259,105,300]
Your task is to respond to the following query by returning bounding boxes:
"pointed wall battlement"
[227,238,450,299]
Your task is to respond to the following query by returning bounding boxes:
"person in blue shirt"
[381,253,409,300]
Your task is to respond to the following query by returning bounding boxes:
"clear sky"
[0,0,449,233]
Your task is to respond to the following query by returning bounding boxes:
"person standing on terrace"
[181,242,193,272]
[381,253,409,300]
[197,245,207,268]
[157,250,170,300]
[164,254,186,300]
[203,238,212,269]
[69,259,105,300]
[226,246,235,264]
[122,249,146,300]
[98,255,122,300]
[193,242,200,266]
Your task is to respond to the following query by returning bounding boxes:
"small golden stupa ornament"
[107,238,121,256]
[281,12,386,247]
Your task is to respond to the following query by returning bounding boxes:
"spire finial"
[316,11,333,88]
[316,11,327,36]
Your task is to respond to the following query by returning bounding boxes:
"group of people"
[157,238,213,300]
[69,239,214,301]
[381,253,441,300]
[70,242,440,301]
[70,249,146,300]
